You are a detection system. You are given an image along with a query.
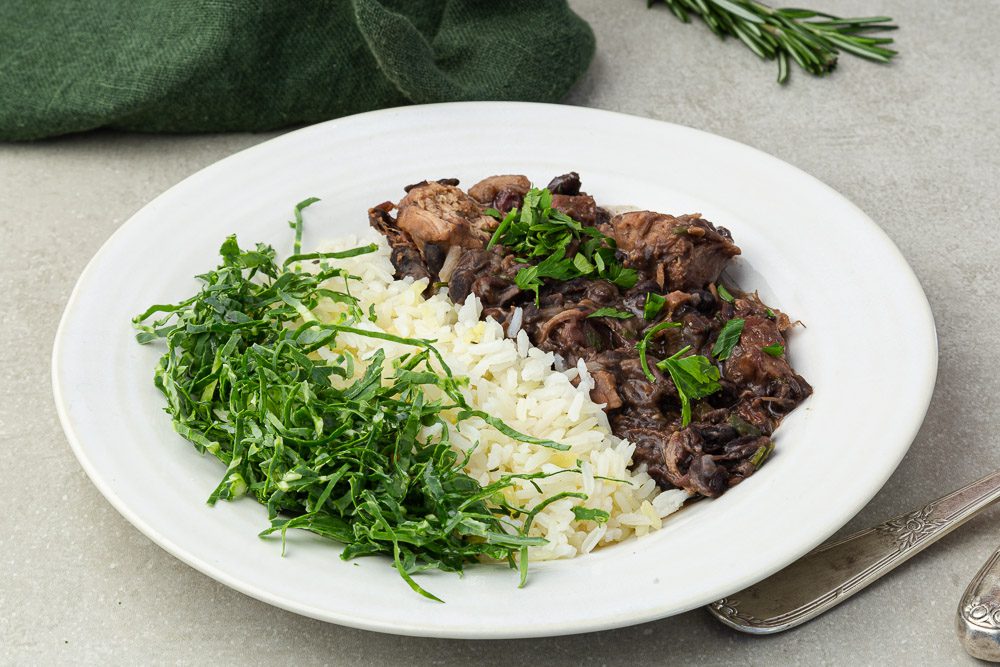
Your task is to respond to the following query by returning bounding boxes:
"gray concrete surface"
[2,1,997,664]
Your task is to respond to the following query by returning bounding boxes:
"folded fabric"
[0,0,594,141]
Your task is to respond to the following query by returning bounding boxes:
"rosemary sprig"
[649,0,898,83]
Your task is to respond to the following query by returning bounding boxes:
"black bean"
[692,289,717,313]
[493,188,524,213]
[545,172,581,196]
[697,424,739,444]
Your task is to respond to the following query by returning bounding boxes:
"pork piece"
[724,317,810,394]
[467,175,531,212]
[723,316,789,387]
[731,292,795,332]
[368,202,431,283]
[551,194,597,224]
[601,211,741,291]
[397,181,495,253]
[721,315,813,430]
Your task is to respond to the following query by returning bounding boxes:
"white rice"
[310,233,689,561]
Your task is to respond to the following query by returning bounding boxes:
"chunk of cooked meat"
[397,181,495,253]
[601,211,741,291]
[723,316,789,387]
[369,172,810,501]
[551,194,597,224]
[467,174,531,205]
[368,202,431,283]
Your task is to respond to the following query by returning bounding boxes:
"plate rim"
[51,101,939,638]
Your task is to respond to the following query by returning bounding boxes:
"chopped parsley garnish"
[717,283,735,303]
[636,321,683,382]
[643,292,667,320]
[711,318,745,361]
[487,188,637,302]
[132,198,597,602]
[765,308,776,319]
[587,307,634,320]
[656,346,722,427]
[762,343,785,357]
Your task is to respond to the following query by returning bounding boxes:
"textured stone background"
[2,1,997,663]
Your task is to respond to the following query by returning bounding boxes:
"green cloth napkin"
[0,0,594,141]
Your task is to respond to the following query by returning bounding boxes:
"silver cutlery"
[957,544,1000,661]
[707,469,1000,634]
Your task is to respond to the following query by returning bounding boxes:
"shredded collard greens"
[131,198,603,601]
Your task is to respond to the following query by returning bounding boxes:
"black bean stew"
[368,173,811,499]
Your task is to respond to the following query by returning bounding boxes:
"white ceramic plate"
[52,102,937,638]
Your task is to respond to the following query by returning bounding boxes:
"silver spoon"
[707,469,1000,634]
[957,545,1000,661]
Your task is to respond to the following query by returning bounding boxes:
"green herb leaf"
[711,318,745,360]
[643,292,667,320]
[587,307,634,320]
[573,253,594,274]
[514,250,577,304]
[717,283,735,303]
[572,506,610,523]
[762,343,785,357]
[657,347,722,427]
[604,265,639,290]
[636,321,683,382]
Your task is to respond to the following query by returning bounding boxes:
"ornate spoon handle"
[957,545,1000,661]
[707,470,1000,634]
